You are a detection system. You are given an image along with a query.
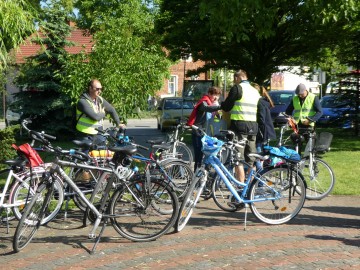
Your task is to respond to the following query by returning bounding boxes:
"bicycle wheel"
[11,173,64,224]
[175,169,207,232]
[109,178,178,241]
[158,159,193,200]
[300,157,335,200]
[169,141,193,164]
[211,175,240,212]
[13,183,53,252]
[249,166,306,225]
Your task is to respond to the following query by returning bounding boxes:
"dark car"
[268,90,295,126]
[317,94,357,129]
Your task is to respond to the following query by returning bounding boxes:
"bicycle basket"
[314,132,333,152]
[201,135,224,157]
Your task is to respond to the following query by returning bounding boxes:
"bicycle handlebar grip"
[30,130,50,145]
[68,149,89,162]
[42,133,56,140]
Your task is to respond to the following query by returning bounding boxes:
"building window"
[168,75,178,95]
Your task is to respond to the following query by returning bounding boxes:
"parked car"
[157,97,195,131]
[268,90,295,126]
[317,94,358,129]
[5,100,23,126]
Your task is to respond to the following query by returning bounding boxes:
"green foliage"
[62,0,171,120]
[0,0,38,70]
[14,0,74,135]
[0,125,19,169]
[156,0,360,83]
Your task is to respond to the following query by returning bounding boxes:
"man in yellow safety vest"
[221,69,260,189]
[285,83,323,153]
[75,79,125,141]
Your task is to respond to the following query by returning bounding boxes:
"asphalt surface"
[1,118,360,269]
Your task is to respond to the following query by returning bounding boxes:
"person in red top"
[187,86,221,171]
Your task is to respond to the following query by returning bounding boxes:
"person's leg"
[235,133,246,182]
[255,142,263,171]
[192,132,202,171]
[245,134,257,177]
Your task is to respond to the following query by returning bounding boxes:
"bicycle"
[278,114,335,200]
[165,122,193,163]
[175,125,306,232]
[96,127,194,201]
[0,121,63,231]
[13,131,179,254]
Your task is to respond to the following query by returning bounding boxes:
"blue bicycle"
[175,126,307,232]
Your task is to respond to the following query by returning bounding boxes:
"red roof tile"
[14,28,94,64]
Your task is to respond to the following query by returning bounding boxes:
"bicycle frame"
[206,155,282,204]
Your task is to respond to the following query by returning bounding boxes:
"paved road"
[1,195,359,269]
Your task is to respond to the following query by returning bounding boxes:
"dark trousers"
[192,132,203,172]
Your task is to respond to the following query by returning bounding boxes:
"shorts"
[235,133,257,164]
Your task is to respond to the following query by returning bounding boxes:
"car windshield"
[164,100,194,110]
[269,92,294,105]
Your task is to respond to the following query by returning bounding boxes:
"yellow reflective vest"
[293,93,316,126]
[76,97,104,135]
[230,82,260,122]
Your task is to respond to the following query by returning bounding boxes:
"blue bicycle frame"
[205,155,282,204]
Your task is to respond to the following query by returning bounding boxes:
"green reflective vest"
[230,82,260,122]
[293,92,316,126]
[76,97,103,135]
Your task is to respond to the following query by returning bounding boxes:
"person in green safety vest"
[285,83,323,153]
[221,70,260,198]
[75,79,125,142]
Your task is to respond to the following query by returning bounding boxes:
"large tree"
[61,0,171,119]
[14,0,75,134]
[156,0,359,84]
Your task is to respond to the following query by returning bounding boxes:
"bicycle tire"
[175,170,207,232]
[157,159,193,200]
[109,178,178,241]
[169,141,193,164]
[300,157,335,200]
[211,175,240,212]
[13,183,53,252]
[11,173,64,224]
[249,166,306,225]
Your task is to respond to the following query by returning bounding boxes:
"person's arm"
[197,101,220,113]
[77,99,105,121]
[102,99,121,125]
[285,101,294,116]
[220,85,241,112]
[307,96,323,122]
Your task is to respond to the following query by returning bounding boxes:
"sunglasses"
[93,87,102,91]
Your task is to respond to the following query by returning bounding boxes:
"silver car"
[157,97,195,132]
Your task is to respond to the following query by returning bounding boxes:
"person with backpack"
[187,86,221,171]
[75,79,125,141]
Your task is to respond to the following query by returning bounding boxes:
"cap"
[295,83,307,95]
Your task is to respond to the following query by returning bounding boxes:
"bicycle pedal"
[88,233,97,239]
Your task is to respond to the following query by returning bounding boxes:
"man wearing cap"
[285,83,322,153]
[285,83,322,129]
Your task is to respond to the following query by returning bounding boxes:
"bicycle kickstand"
[243,203,249,231]
[90,219,107,255]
